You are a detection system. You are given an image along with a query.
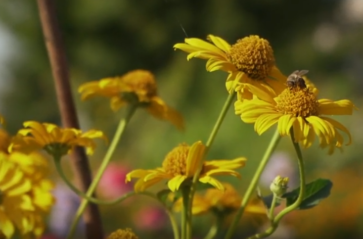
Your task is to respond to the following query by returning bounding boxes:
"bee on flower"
[234,70,355,154]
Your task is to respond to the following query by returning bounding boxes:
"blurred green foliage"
[0,0,362,238]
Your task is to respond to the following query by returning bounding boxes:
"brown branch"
[36,0,103,238]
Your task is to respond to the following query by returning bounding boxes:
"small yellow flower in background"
[174,183,266,216]
[126,141,246,192]
[235,74,355,154]
[78,69,184,130]
[174,35,286,101]
[8,121,107,158]
[106,228,139,239]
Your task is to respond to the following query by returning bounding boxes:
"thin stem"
[181,186,191,239]
[67,105,137,239]
[36,0,102,237]
[247,129,306,239]
[166,208,180,239]
[205,92,236,151]
[54,159,109,204]
[224,128,281,239]
[268,194,278,220]
[204,216,222,239]
[187,92,236,239]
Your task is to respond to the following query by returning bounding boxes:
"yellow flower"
[9,121,107,158]
[235,76,355,154]
[174,35,286,101]
[126,141,246,192]
[174,183,266,216]
[107,228,139,239]
[78,69,184,130]
[0,153,36,238]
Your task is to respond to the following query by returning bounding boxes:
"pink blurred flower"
[98,162,133,199]
[133,206,167,231]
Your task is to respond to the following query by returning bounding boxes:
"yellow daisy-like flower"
[235,76,355,154]
[174,183,266,216]
[174,35,286,101]
[0,128,55,238]
[0,153,36,238]
[78,69,184,130]
[126,141,246,192]
[107,228,139,239]
[8,121,107,158]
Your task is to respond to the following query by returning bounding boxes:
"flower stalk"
[247,129,306,239]
[224,128,281,239]
[67,105,137,239]
[187,91,236,239]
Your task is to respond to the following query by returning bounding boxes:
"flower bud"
[270,175,289,197]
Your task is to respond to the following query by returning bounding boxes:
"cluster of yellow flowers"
[0,33,355,239]
[174,34,354,154]
[0,122,105,237]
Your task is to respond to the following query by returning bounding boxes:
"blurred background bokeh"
[0,0,362,238]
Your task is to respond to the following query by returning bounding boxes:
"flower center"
[162,143,189,176]
[276,87,319,118]
[227,35,275,80]
[121,70,158,103]
[107,228,139,239]
[0,189,3,204]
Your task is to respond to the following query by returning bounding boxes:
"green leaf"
[283,178,333,210]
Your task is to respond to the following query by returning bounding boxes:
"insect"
[286,70,309,89]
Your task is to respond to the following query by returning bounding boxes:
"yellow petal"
[255,114,279,135]
[168,175,187,192]
[207,35,231,53]
[199,176,224,190]
[186,141,205,177]
[320,117,352,145]
[318,99,355,115]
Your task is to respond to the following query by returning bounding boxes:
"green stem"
[66,105,137,239]
[247,129,306,239]
[187,92,236,239]
[54,158,111,204]
[268,194,278,220]
[166,208,180,239]
[204,215,222,239]
[205,91,236,151]
[224,128,281,239]
[181,186,191,239]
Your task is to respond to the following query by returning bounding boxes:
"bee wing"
[298,70,309,76]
